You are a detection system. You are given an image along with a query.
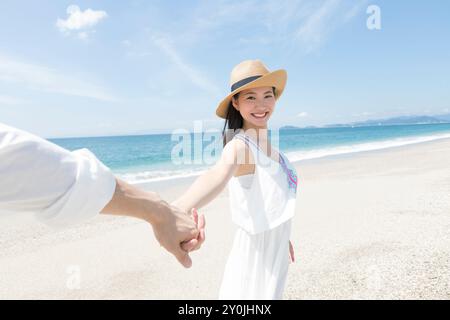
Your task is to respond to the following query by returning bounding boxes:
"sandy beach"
[0,137,449,299]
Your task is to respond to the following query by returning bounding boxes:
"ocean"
[50,123,450,184]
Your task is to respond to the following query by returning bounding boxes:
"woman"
[173,59,298,299]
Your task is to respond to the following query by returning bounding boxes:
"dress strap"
[233,133,259,164]
[234,132,298,192]
[234,133,269,156]
[234,133,255,147]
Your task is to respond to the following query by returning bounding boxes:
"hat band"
[230,75,262,92]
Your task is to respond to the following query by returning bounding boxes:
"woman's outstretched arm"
[172,138,245,213]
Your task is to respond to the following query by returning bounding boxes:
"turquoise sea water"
[50,123,450,184]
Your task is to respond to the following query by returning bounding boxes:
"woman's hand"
[181,208,206,252]
[289,240,295,263]
[150,202,201,268]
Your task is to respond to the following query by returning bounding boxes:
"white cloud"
[238,36,271,45]
[77,31,89,40]
[126,0,368,108]
[56,5,107,39]
[121,40,131,47]
[344,0,369,22]
[0,54,116,102]
[297,112,308,118]
[150,33,221,97]
[351,111,376,117]
[179,0,368,54]
[299,0,370,49]
[0,95,28,105]
[295,0,341,52]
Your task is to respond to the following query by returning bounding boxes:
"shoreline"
[124,133,450,186]
[135,136,450,193]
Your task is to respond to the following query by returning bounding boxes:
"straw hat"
[215,59,287,119]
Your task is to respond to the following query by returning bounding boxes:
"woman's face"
[231,86,275,129]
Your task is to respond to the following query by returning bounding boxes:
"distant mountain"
[280,125,302,130]
[281,114,450,130]
[326,115,450,128]
[434,113,450,122]
[280,125,319,130]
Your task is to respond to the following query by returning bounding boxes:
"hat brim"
[215,69,287,119]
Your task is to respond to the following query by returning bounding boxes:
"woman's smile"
[250,112,269,120]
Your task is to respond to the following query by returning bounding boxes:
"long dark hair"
[222,93,243,146]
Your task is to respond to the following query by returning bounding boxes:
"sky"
[0,0,449,138]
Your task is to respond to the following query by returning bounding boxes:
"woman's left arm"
[172,138,244,213]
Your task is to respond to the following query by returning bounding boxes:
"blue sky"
[0,0,449,138]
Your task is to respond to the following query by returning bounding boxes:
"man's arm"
[0,123,116,227]
[0,123,204,267]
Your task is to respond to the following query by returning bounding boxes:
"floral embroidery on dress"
[279,154,298,192]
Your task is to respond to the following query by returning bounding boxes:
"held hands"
[151,203,205,268]
[99,178,205,268]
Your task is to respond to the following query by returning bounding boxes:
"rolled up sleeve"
[0,123,116,228]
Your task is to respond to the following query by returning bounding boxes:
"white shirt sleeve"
[0,123,116,229]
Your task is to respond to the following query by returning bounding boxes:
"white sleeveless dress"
[218,132,298,300]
